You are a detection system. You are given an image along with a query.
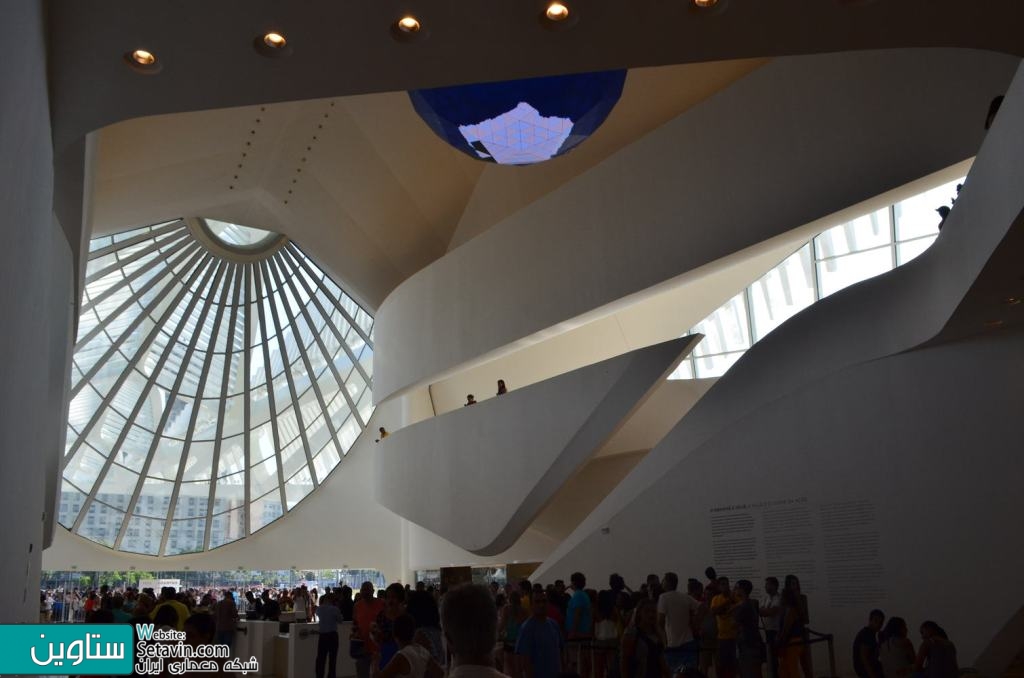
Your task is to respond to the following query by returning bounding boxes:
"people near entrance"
[878,617,916,678]
[657,571,699,674]
[913,621,959,678]
[496,380,508,396]
[372,613,442,678]
[566,571,594,678]
[760,577,782,678]
[37,569,965,678]
[441,584,506,678]
[314,592,344,678]
[371,583,409,671]
[784,575,813,678]
[852,609,885,678]
[354,581,386,678]
[621,598,669,678]
[465,394,478,406]
[153,586,191,632]
[711,576,739,678]
[407,582,444,664]
[376,426,389,442]
[776,586,806,678]
[515,591,563,678]
[294,585,311,623]
[214,589,239,652]
[733,580,765,678]
[500,587,529,678]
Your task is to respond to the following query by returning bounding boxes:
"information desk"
[235,619,355,678]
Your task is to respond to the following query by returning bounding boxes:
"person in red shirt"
[544,586,565,629]
[353,582,386,678]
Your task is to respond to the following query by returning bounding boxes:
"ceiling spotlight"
[545,2,570,21]
[397,16,421,33]
[130,49,156,66]
[693,0,719,6]
[1004,296,1022,306]
[124,48,162,74]
[263,32,287,49]
[254,31,293,57]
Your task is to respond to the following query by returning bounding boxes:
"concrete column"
[0,0,76,623]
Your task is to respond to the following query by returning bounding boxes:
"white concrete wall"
[0,0,76,624]
[375,338,693,555]
[535,329,1024,676]
[373,49,1020,402]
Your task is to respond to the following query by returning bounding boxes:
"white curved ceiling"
[90,59,764,309]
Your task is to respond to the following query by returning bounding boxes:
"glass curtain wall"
[671,177,962,379]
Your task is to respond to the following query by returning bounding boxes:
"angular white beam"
[374,336,698,555]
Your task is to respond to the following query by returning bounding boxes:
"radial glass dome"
[59,218,375,556]
[409,70,627,165]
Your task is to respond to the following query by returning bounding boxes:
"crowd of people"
[341,569,960,678]
[38,582,334,626]
[39,569,960,678]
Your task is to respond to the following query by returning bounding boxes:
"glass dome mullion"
[280,246,370,427]
[269,253,348,483]
[63,247,208,473]
[157,261,231,555]
[72,252,216,536]
[85,226,189,286]
[111,256,222,549]
[283,244,373,350]
[72,242,202,388]
[87,220,183,260]
[80,230,192,317]
[251,264,289,525]
[262,258,319,487]
[203,264,244,550]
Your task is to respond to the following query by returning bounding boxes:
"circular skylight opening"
[203,219,279,250]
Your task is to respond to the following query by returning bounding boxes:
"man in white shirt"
[294,586,310,622]
[760,577,782,678]
[658,572,701,674]
[441,584,510,678]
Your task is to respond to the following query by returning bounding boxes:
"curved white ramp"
[532,63,1024,674]
[373,336,698,555]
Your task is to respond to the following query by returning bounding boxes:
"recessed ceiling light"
[130,49,156,66]
[693,0,719,6]
[263,32,287,49]
[397,16,421,33]
[124,48,162,74]
[1005,297,1022,306]
[253,31,294,58]
[545,2,570,21]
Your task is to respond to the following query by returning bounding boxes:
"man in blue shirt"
[316,593,345,678]
[565,572,592,677]
[517,591,563,678]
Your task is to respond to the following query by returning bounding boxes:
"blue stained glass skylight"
[409,70,627,165]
